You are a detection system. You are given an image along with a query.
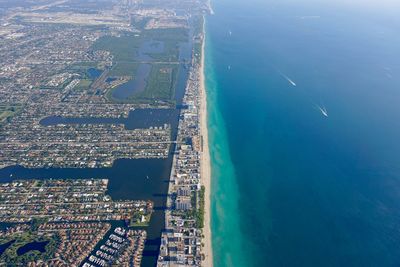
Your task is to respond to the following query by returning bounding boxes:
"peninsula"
[157,16,213,266]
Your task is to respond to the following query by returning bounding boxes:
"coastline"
[200,16,213,267]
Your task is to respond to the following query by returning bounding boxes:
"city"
[0,0,211,266]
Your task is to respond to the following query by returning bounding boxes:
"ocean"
[206,0,400,266]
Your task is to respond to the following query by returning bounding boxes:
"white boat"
[317,105,328,117]
[286,77,296,87]
[279,72,296,86]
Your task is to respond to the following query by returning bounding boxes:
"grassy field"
[193,42,202,62]
[134,64,177,101]
[74,79,93,91]
[130,212,152,227]
[92,28,188,63]
[0,104,22,124]
[91,27,189,105]
[192,15,204,63]
[143,28,188,62]
[92,34,142,62]
[67,61,99,76]
[106,63,178,105]
[0,231,57,265]
[64,62,105,91]
[109,62,139,76]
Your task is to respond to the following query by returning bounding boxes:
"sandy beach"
[200,16,213,267]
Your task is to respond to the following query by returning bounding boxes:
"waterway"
[0,157,174,265]
[1,105,181,265]
[0,23,193,267]
[40,108,179,130]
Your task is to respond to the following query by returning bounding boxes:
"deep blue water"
[207,0,400,266]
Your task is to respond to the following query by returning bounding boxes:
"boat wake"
[282,74,297,86]
[276,69,297,86]
[286,77,296,87]
[316,105,328,117]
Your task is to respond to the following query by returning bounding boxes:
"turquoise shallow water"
[207,0,400,266]
[205,38,248,266]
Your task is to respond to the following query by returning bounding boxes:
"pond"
[87,68,102,79]
[17,241,49,256]
[111,64,151,100]
[0,240,15,256]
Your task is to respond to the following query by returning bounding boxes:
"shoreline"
[157,13,213,266]
[200,16,213,267]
